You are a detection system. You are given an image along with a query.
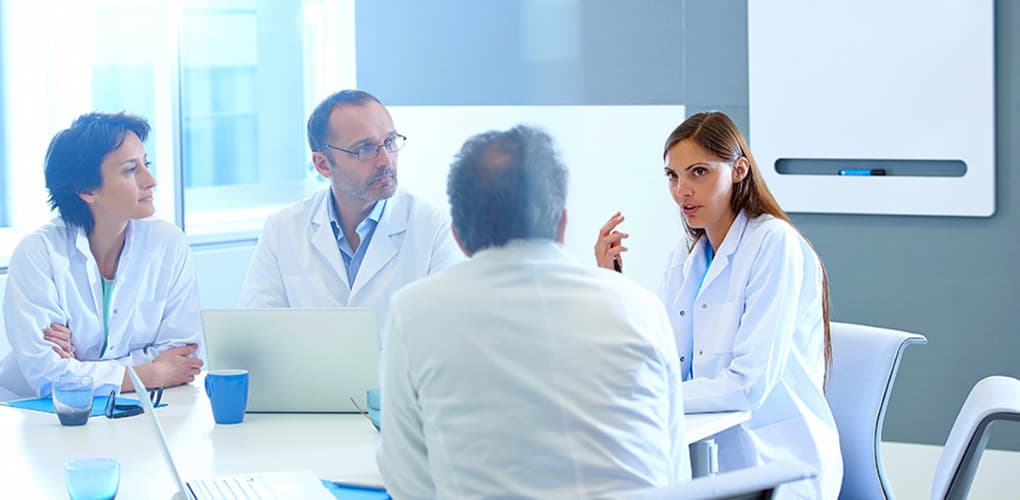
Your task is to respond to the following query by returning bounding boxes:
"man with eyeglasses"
[239,90,460,321]
[378,126,690,498]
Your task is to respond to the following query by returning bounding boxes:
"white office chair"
[827,322,927,500]
[605,461,817,500]
[930,375,1020,500]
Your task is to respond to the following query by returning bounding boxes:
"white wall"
[191,242,256,308]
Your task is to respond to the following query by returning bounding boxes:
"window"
[179,1,325,236]
[0,0,353,262]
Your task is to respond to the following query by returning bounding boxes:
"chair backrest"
[605,461,817,500]
[827,322,927,500]
[931,376,1020,500]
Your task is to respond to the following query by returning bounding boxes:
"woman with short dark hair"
[0,112,203,401]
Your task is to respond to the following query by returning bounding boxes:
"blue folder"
[2,395,166,417]
[321,481,390,499]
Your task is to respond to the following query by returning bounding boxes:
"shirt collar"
[328,191,386,241]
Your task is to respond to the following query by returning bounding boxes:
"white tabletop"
[0,375,748,498]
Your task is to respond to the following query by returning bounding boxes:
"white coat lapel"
[351,194,407,296]
[309,191,351,289]
[72,224,103,316]
[695,211,748,301]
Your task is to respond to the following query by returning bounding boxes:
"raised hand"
[594,211,629,271]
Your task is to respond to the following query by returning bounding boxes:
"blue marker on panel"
[838,168,886,176]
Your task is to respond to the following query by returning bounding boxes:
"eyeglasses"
[319,134,407,161]
[105,387,163,419]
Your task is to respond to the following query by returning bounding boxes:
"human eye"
[355,143,379,160]
[664,170,677,181]
[692,166,708,177]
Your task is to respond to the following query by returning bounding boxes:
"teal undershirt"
[100,278,115,358]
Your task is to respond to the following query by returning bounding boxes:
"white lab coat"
[0,218,202,401]
[238,188,461,323]
[379,240,689,499]
[660,211,842,499]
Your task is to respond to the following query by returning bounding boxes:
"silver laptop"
[125,366,334,500]
[201,308,380,413]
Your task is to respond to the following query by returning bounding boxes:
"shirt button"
[701,304,708,309]
[699,350,704,356]
[679,356,686,363]
[113,309,118,314]
[679,310,685,317]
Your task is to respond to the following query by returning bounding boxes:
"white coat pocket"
[128,299,167,349]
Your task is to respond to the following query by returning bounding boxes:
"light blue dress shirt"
[328,193,386,288]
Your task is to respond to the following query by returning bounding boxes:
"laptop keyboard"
[189,475,273,499]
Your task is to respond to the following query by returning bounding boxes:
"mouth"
[681,204,700,217]
[371,171,396,187]
[139,194,154,202]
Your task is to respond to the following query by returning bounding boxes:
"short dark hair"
[44,112,151,234]
[447,125,568,254]
[306,89,382,153]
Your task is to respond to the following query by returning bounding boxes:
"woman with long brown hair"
[595,112,841,498]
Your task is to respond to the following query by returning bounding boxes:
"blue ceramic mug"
[204,369,248,424]
[366,388,381,431]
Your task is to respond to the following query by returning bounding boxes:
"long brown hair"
[663,112,832,381]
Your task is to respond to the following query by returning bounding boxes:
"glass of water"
[53,375,93,426]
[65,458,120,500]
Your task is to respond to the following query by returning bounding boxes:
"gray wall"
[684,0,1020,449]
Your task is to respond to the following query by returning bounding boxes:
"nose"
[375,145,395,168]
[672,177,691,199]
[139,162,157,189]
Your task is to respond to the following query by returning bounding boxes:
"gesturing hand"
[594,211,629,271]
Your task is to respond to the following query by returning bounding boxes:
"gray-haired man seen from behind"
[377,125,690,498]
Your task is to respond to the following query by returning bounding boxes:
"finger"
[598,232,629,249]
[606,246,629,258]
[45,328,71,343]
[43,335,72,353]
[598,213,625,235]
[49,322,71,333]
[169,344,199,355]
[52,346,71,359]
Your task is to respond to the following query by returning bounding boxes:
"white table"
[0,376,748,498]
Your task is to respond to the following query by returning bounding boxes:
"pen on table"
[838,168,886,176]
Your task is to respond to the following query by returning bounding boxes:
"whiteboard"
[390,105,686,291]
[748,0,995,216]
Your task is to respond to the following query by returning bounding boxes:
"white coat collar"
[471,239,566,263]
[69,218,138,314]
[308,188,410,293]
[683,210,750,298]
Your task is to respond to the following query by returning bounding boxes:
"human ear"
[732,157,750,183]
[312,152,333,179]
[78,189,99,204]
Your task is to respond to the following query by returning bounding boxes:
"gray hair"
[447,125,568,254]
